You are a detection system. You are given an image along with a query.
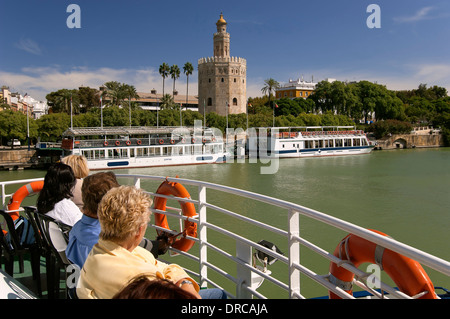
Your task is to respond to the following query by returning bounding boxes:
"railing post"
[288,208,300,298]
[236,240,253,299]
[134,177,141,188]
[1,184,5,207]
[198,185,208,288]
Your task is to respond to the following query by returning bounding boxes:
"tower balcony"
[198,56,247,65]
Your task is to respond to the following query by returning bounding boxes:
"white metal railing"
[116,174,450,299]
[2,175,450,299]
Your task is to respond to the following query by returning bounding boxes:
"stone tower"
[198,13,247,116]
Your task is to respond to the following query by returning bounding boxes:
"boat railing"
[72,137,220,149]
[274,130,367,139]
[116,174,450,299]
[0,178,45,214]
[2,175,449,299]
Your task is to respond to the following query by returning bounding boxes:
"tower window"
[207,98,212,106]
[221,78,224,82]
[233,98,237,106]
[234,78,236,82]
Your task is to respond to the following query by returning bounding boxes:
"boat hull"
[275,145,374,158]
[84,153,227,170]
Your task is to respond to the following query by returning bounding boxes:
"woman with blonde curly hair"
[77,185,201,299]
[61,155,89,209]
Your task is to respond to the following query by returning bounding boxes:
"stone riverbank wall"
[375,132,444,150]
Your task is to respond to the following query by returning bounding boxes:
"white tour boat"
[249,126,375,159]
[60,126,228,170]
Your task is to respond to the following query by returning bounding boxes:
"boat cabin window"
[82,150,94,159]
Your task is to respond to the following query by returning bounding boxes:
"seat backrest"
[0,221,12,254]
[48,222,68,253]
[0,210,24,251]
[35,213,72,266]
[24,206,46,251]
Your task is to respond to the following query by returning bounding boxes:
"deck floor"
[1,255,67,299]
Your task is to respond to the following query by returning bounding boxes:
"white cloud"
[14,38,42,55]
[3,62,448,104]
[286,63,450,93]
[393,6,435,23]
[0,66,199,101]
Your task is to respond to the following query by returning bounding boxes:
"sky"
[1,0,449,102]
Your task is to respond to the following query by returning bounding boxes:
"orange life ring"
[191,138,196,144]
[170,139,175,144]
[329,229,437,299]
[7,181,44,221]
[202,138,207,143]
[126,140,131,146]
[137,139,142,145]
[104,141,109,146]
[153,180,197,252]
[115,140,120,146]
[159,139,164,145]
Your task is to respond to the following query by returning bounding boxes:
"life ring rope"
[153,179,197,252]
[328,229,437,299]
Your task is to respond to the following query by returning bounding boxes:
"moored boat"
[249,126,375,159]
[61,125,228,170]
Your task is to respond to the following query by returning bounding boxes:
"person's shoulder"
[133,245,156,261]
[59,197,82,212]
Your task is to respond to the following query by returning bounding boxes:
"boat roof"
[256,126,357,131]
[62,126,195,137]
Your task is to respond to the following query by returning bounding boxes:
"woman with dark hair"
[113,276,197,299]
[36,162,82,226]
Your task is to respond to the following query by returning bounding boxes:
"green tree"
[46,89,79,114]
[160,94,176,110]
[310,80,333,113]
[102,81,138,107]
[158,109,179,126]
[247,96,271,115]
[78,86,100,113]
[0,110,38,146]
[36,113,70,141]
[274,98,303,117]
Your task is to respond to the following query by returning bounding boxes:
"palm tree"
[103,81,122,106]
[183,62,194,107]
[159,63,170,96]
[122,84,139,127]
[261,78,280,127]
[261,78,280,108]
[170,64,180,98]
[160,93,175,109]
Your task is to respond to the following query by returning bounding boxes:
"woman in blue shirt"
[66,172,119,269]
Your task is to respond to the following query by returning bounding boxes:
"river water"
[1,147,449,298]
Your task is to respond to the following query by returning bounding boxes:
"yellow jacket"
[77,239,199,299]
